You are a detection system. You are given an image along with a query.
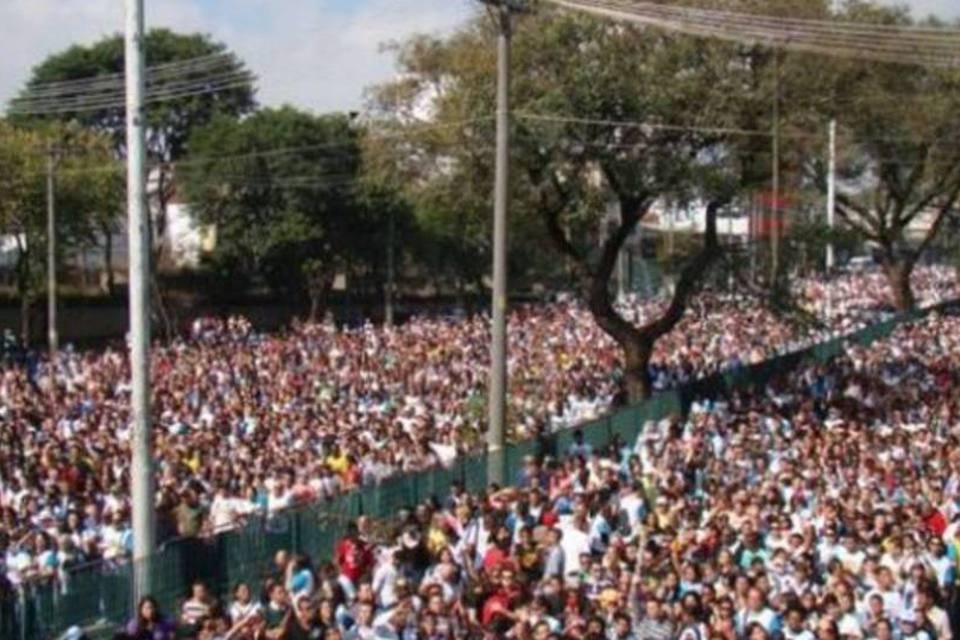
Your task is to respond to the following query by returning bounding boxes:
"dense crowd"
[0,267,957,595]
[116,309,960,640]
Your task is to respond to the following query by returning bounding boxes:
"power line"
[544,0,960,68]
[13,71,256,109]
[516,112,960,150]
[175,117,492,167]
[8,53,256,116]
[517,111,808,139]
[8,79,256,115]
[1,118,494,178]
[600,0,960,44]
[14,54,244,97]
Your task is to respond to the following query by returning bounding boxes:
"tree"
[17,29,256,334]
[18,30,255,257]
[363,33,565,298]
[0,121,121,342]
[179,108,381,319]
[817,5,960,310]
[371,6,773,401]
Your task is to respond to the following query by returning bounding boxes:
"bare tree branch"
[910,182,960,265]
[835,194,882,242]
[642,199,724,341]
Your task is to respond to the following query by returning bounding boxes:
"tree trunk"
[15,244,31,346]
[885,260,915,311]
[622,333,654,403]
[306,270,333,323]
[151,274,176,342]
[19,293,31,347]
[102,225,115,296]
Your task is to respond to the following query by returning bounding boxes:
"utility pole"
[385,207,396,327]
[826,119,837,272]
[770,53,781,284]
[480,0,524,486]
[749,195,757,283]
[46,146,59,357]
[385,86,402,328]
[125,0,154,601]
[826,0,839,274]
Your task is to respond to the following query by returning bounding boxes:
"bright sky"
[1,0,956,115]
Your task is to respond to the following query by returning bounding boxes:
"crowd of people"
[116,309,960,640]
[0,266,956,596]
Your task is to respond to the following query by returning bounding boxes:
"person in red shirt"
[482,524,514,574]
[334,522,372,589]
[922,502,948,537]
[480,566,524,628]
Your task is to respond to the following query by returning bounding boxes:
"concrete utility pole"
[826,119,837,272]
[826,0,839,274]
[46,146,59,357]
[480,0,524,486]
[125,0,154,601]
[770,53,781,283]
[749,195,757,283]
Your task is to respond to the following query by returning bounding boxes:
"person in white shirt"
[897,610,931,640]
[915,587,951,640]
[836,536,866,574]
[227,582,262,624]
[372,548,400,610]
[864,567,904,622]
[783,607,816,640]
[558,514,591,577]
[736,588,780,637]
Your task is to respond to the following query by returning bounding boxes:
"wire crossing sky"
[545,0,960,68]
[0,0,957,114]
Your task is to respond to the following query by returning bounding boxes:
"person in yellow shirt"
[326,444,349,476]
[426,513,449,558]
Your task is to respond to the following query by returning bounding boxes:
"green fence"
[4,299,957,640]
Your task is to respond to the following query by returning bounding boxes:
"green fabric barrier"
[416,466,458,505]
[505,439,537,486]
[461,454,488,494]
[10,300,958,640]
[553,416,614,457]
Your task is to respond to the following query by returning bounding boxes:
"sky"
[1,0,957,115]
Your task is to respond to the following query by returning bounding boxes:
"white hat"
[61,627,85,640]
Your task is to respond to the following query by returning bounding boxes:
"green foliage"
[806,3,960,307]
[0,120,122,302]
[180,108,390,308]
[18,29,255,163]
